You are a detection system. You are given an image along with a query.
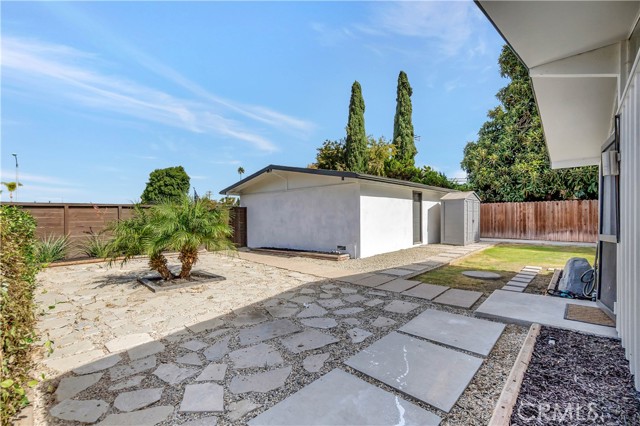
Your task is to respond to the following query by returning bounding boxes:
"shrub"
[81,232,111,258]
[0,206,40,424]
[35,234,69,264]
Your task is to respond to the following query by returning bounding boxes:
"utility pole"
[12,153,18,202]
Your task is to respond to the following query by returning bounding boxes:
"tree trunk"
[179,248,199,279]
[149,253,173,280]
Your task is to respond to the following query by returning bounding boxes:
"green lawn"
[416,244,596,296]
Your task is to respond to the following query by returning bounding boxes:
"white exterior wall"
[617,56,640,389]
[358,182,441,258]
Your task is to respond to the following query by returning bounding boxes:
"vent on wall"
[336,245,347,251]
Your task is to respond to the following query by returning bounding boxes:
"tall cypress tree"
[345,81,367,173]
[392,71,417,167]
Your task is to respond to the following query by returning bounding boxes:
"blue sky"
[1,1,505,203]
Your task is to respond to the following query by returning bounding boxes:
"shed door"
[413,192,422,244]
[465,200,474,244]
[473,200,480,242]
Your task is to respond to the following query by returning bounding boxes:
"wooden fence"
[480,200,598,243]
[1,202,247,258]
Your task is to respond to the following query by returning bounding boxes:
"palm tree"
[148,196,234,279]
[1,181,22,202]
[237,167,245,179]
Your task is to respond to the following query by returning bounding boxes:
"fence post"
[63,205,69,236]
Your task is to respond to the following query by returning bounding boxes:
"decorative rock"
[187,318,224,334]
[290,295,315,304]
[181,340,208,352]
[203,336,231,361]
[333,307,364,316]
[105,333,154,353]
[179,383,224,412]
[297,303,328,318]
[229,343,283,368]
[108,375,144,391]
[371,316,397,328]
[343,318,360,326]
[55,372,103,401]
[196,363,227,381]
[280,330,339,354]
[96,406,174,425]
[302,353,330,373]
[364,298,384,307]
[50,399,109,423]
[114,388,163,412]
[231,311,269,327]
[230,366,292,394]
[72,354,122,375]
[238,319,301,346]
[300,317,338,329]
[177,352,202,366]
[128,341,165,361]
[110,356,157,381]
[228,399,261,421]
[462,271,501,280]
[266,304,299,318]
[383,300,420,314]
[153,363,198,384]
[316,299,345,309]
[344,295,367,304]
[347,328,373,343]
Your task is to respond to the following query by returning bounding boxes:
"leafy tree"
[366,136,396,176]
[461,46,598,202]
[345,81,368,172]
[1,181,22,202]
[312,139,347,171]
[392,71,417,168]
[141,166,190,204]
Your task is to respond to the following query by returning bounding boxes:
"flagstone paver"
[433,289,483,309]
[300,317,338,329]
[371,316,397,328]
[114,388,163,412]
[72,354,122,375]
[228,399,261,421]
[379,268,413,277]
[296,303,328,318]
[229,366,292,394]
[153,363,198,385]
[108,375,144,391]
[376,278,419,292]
[231,311,269,327]
[203,336,232,361]
[50,399,109,423]
[343,294,367,304]
[350,274,396,288]
[97,406,174,425]
[54,372,103,401]
[332,307,365,316]
[109,355,157,381]
[363,298,384,307]
[229,343,283,368]
[383,300,420,314]
[196,363,227,382]
[302,353,330,373]
[401,283,449,300]
[181,340,208,352]
[186,318,225,334]
[238,319,302,346]
[347,328,372,343]
[342,318,360,326]
[127,341,165,360]
[179,383,224,412]
[502,285,525,292]
[316,298,345,309]
[248,369,441,426]
[400,309,506,357]
[265,304,299,318]
[280,330,339,353]
[290,295,315,304]
[345,332,483,413]
[176,352,203,366]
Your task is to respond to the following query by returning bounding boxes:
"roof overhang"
[476,1,640,169]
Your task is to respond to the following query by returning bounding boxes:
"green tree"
[461,46,598,202]
[1,182,22,202]
[345,81,368,172]
[392,71,417,168]
[237,167,245,178]
[311,139,347,171]
[141,166,190,204]
[366,136,395,176]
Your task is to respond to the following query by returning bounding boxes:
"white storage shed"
[440,191,481,246]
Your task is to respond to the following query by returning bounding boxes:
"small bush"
[36,234,69,264]
[81,233,111,258]
[0,206,41,424]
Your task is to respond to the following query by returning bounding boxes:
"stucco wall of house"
[240,176,361,258]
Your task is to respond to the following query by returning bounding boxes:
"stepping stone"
[371,316,396,328]
[228,399,261,421]
[518,271,537,277]
[281,330,339,353]
[183,416,218,426]
[196,363,227,381]
[177,352,202,366]
[339,287,358,294]
[105,333,154,353]
[238,320,302,346]
[299,288,316,294]
[114,388,163,412]
[400,309,506,357]
[343,294,367,304]
[231,311,269,327]
[163,330,191,343]
[462,271,501,280]
[376,279,420,293]
[524,266,542,271]
[72,354,122,375]
[353,274,396,288]
[297,303,328,318]
[248,369,441,425]
[203,336,231,361]
[301,317,338,329]
[316,299,345,309]
[97,406,174,425]
[398,263,429,271]
[108,375,144,391]
[512,277,533,284]
[345,332,482,413]
[207,328,232,340]
[110,356,157,381]
[229,366,292,394]
[433,289,482,309]
[187,318,224,333]
[278,292,296,300]
[502,285,525,293]
[379,268,413,277]
[364,298,384,307]
[303,353,330,373]
[179,383,224,412]
[266,304,299,318]
[342,318,360,326]
[153,363,198,384]
[338,273,374,284]
[50,399,109,423]
[333,307,364,315]
[55,372,103,401]
[229,343,283,368]
[318,293,333,299]
[383,300,420,314]
[128,341,165,361]
[505,280,528,288]
[347,328,372,343]
[181,340,208,352]
[321,284,338,290]
[401,283,449,300]
[290,296,315,304]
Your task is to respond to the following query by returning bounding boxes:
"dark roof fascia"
[219,165,456,195]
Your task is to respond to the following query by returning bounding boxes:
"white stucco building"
[220,165,455,258]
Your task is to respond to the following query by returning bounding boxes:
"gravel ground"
[511,327,640,425]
